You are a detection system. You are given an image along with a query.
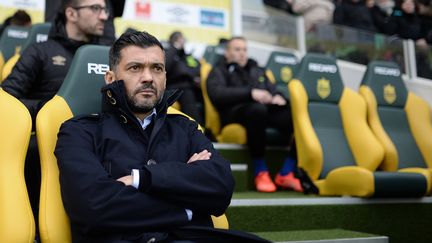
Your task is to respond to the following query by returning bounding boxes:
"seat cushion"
[374,171,427,197]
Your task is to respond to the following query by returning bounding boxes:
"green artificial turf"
[226,203,432,243]
[233,191,319,199]
[255,229,381,241]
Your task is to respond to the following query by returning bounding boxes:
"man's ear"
[65,7,78,23]
[104,70,116,84]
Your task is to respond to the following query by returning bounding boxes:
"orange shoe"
[274,172,303,192]
[255,171,277,193]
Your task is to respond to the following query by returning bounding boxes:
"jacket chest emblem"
[52,55,66,66]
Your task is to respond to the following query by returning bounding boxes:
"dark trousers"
[224,103,294,158]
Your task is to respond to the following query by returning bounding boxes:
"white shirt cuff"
[185,209,193,221]
[131,169,140,189]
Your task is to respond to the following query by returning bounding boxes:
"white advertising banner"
[0,0,45,23]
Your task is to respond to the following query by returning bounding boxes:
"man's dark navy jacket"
[55,81,235,242]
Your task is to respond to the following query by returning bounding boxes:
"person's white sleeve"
[131,169,140,189]
[185,209,193,221]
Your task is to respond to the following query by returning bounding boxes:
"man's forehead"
[79,0,106,6]
[120,45,165,63]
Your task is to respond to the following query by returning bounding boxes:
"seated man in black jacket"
[2,0,109,120]
[55,31,267,243]
[165,31,203,124]
[207,36,302,193]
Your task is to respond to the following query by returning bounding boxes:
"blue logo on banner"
[200,10,224,27]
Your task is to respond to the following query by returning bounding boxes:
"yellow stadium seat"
[359,61,432,194]
[0,88,35,242]
[289,53,428,197]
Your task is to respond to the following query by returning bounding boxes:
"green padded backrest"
[295,53,355,179]
[295,53,344,103]
[265,51,298,84]
[361,61,425,169]
[22,23,51,51]
[0,26,30,61]
[361,61,407,107]
[203,44,225,66]
[57,45,110,115]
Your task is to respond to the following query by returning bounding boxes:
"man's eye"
[153,66,163,72]
[91,5,102,11]
[129,65,139,71]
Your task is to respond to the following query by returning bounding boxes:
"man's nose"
[99,9,109,20]
[140,68,153,83]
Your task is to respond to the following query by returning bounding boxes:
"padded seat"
[265,51,299,99]
[359,61,432,194]
[0,89,35,242]
[37,45,228,243]
[289,53,427,197]
[0,26,30,81]
[2,23,51,80]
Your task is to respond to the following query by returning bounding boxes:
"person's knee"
[248,103,268,117]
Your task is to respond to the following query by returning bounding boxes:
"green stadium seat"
[0,89,35,242]
[0,25,30,80]
[265,51,299,99]
[359,61,432,194]
[2,23,52,80]
[289,53,428,197]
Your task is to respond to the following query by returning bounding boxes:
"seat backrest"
[360,61,432,170]
[0,89,35,243]
[265,51,299,98]
[2,23,51,81]
[0,25,30,79]
[37,45,228,243]
[290,53,383,179]
[37,45,110,243]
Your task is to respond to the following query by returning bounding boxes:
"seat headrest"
[203,44,225,66]
[22,23,51,51]
[57,45,110,115]
[361,61,407,108]
[265,51,298,83]
[294,53,344,103]
[0,26,30,60]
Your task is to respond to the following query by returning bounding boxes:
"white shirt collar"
[137,108,157,130]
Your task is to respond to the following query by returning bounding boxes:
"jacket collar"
[100,80,182,125]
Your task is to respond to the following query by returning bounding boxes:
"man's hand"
[117,175,133,186]
[251,89,273,104]
[188,149,212,164]
[271,94,287,106]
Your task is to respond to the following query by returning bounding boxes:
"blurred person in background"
[369,0,394,33]
[387,0,426,43]
[207,36,302,193]
[165,31,203,124]
[45,0,124,45]
[287,0,335,31]
[334,0,377,32]
[0,9,31,37]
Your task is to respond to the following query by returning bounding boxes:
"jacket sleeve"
[141,119,235,216]
[55,120,189,234]
[1,44,46,118]
[206,67,252,107]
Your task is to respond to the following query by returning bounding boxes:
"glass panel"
[241,0,298,49]
[307,24,405,73]
[415,43,432,80]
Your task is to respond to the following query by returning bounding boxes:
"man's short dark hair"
[225,36,246,50]
[109,31,164,71]
[168,31,183,45]
[10,10,31,26]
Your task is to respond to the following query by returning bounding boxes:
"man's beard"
[126,83,163,113]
